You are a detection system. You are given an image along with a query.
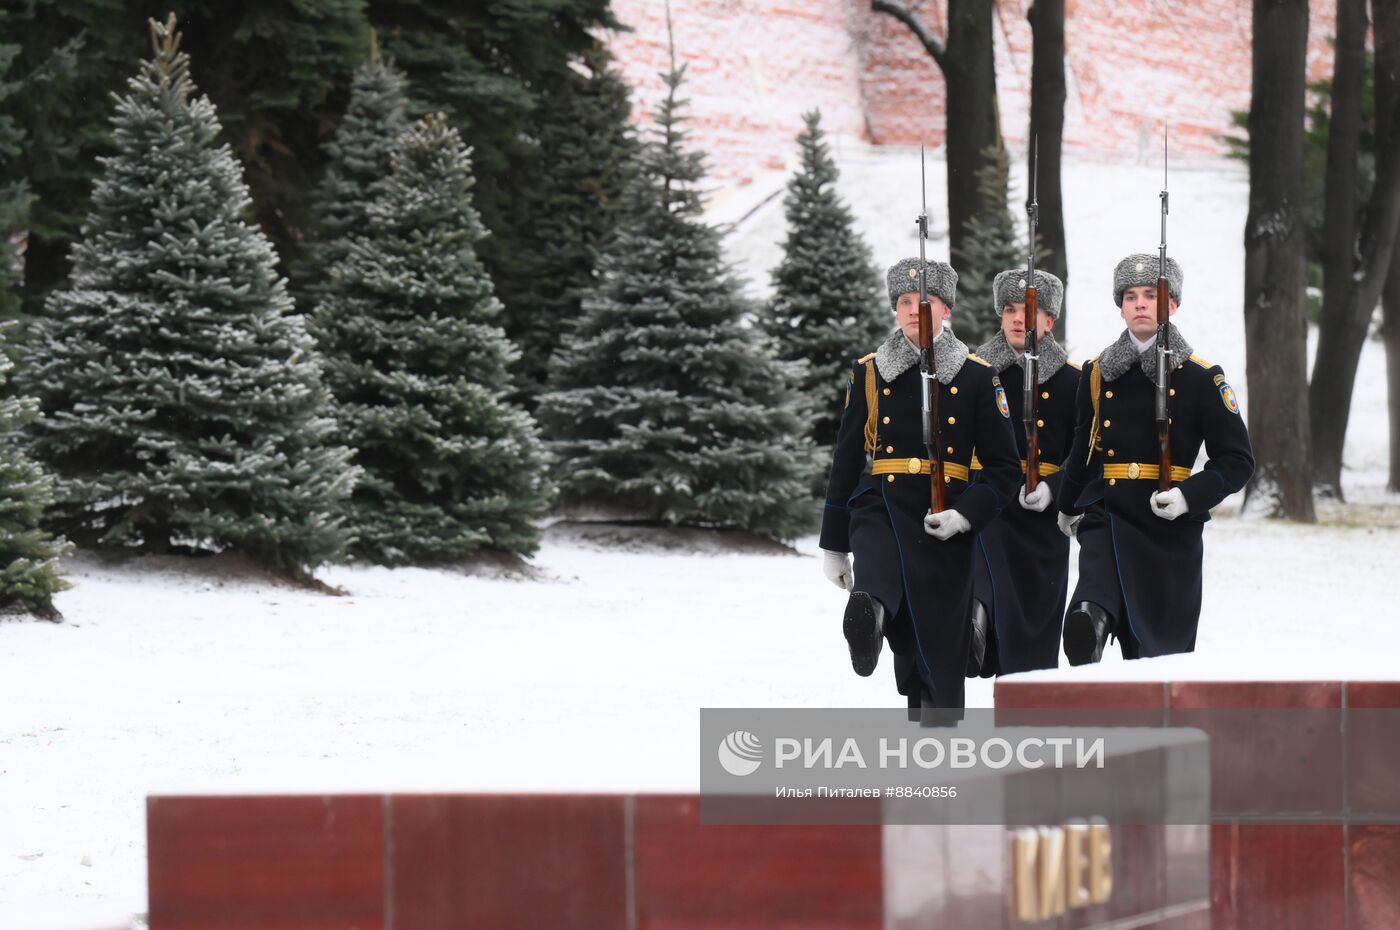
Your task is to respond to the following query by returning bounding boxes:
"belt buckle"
[906,457,921,475]
[1127,462,1141,480]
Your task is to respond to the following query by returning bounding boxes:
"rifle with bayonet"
[917,145,946,514]
[1155,127,1173,492]
[1023,137,1041,492]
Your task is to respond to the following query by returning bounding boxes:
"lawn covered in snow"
[2,151,1398,928]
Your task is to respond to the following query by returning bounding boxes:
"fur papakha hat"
[886,257,957,311]
[991,268,1064,319]
[1113,253,1182,306]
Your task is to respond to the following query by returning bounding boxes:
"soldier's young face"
[999,304,1055,349]
[895,292,950,342]
[1120,285,1178,339]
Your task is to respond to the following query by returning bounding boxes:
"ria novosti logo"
[717,730,763,776]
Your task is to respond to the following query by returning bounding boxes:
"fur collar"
[875,328,969,386]
[1095,323,1194,385]
[974,330,1069,384]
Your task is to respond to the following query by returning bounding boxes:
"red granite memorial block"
[1349,825,1400,930]
[994,680,1168,713]
[1168,682,1345,816]
[388,793,628,930]
[1210,823,1345,930]
[631,794,883,930]
[1345,682,1400,818]
[146,794,385,930]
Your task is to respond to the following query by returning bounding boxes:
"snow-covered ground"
[2,150,1397,928]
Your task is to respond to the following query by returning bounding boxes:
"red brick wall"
[607,0,1339,181]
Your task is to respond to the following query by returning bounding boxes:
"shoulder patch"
[858,351,877,364]
[966,353,992,367]
[1189,354,1212,368]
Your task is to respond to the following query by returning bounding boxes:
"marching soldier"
[970,268,1080,674]
[820,257,1021,711]
[1056,254,1254,663]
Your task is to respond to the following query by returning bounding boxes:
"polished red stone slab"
[1349,825,1400,930]
[1346,683,1400,817]
[1211,823,1345,930]
[147,795,385,930]
[995,680,1169,712]
[389,794,628,930]
[632,794,883,930]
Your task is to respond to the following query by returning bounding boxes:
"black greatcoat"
[822,332,1021,709]
[1057,329,1254,656]
[971,348,1081,673]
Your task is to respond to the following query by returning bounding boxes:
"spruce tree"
[538,65,818,540]
[1,35,31,320]
[23,16,356,579]
[762,109,888,451]
[512,45,636,403]
[312,113,552,563]
[0,324,72,619]
[294,41,409,310]
[953,145,1027,345]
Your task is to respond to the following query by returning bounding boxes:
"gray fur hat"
[886,257,957,311]
[1113,253,1183,306]
[991,268,1064,319]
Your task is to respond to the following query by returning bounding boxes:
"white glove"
[923,509,972,540]
[1057,512,1082,537]
[822,549,853,591]
[1150,487,1188,520]
[1019,481,1053,512]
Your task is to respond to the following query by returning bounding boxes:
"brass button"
[883,387,892,396]
[1107,449,1116,457]
[1109,478,1117,486]
[1103,419,1111,428]
[1042,391,1050,400]
[882,416,891,424]
[950,386,959,394]
[947,416,956,425]
[906,457,921,474]
[1127,462,1141,479]
[1169,388,1176,396]
[1036,418,1045,428]
[944,475,952,483]
[1105,390,1114,399]
[946,446,954,454]
[885,445,894,453]
[886,474,895,483]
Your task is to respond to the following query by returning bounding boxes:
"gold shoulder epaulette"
[857,351,877,364]
[1189,354,1212,368]
[966,353,992,367]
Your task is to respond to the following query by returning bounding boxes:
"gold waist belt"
[1103,463,1192,483]
[968,457,1060,475]
[872,458,971,482]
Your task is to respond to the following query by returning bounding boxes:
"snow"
[2,148,1398,928]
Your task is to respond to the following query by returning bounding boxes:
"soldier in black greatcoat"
[1056,254,1254,663]
[820,257,1021,711]
[970,268,1080,675]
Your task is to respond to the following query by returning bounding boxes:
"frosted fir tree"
[292,35,409,310]
[0,324,72,619]
[953,145,1028,346]
[510,45,636,403]
[762,109,888,451]
[538,64,819,540]
[312,113,552,563]
[23,16,357,580]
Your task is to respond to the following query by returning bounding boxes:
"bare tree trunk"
[872,0,1000,263]
[1377,0,1400,492]
[1027,0,1068,331]
[1309,0,1400,498]
[1243,0,1315,520]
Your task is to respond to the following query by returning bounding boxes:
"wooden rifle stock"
[919,300,946,513]
[1023,286,1040,491]
[1155,277,1173,492]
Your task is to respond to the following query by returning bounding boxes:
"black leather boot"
[1063,601,1113,666]
[966,599,990,678]
[843,592,885,677]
